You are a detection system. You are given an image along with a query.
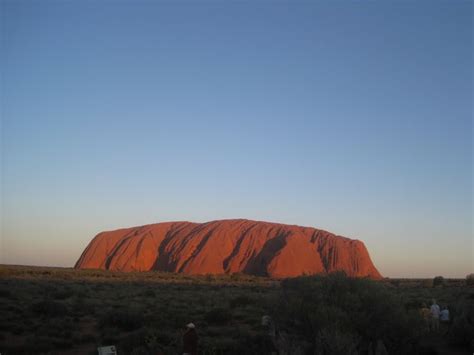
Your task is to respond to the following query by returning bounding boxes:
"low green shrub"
[229,295,253,309]
[0,288,13,299]
[78,332,97,344]
[204,307,232,325]
[71,296,96,316]
[22,335,55,353]
[99,309,144,331]
[142,288,156,297]
[117,328,148,353]
[53,287,75,300]
[30,299,69,317]
[389,279,401,287]
[152,328,177,346]
[100,327,120,345]
[52,337,74,349]
[11,323,25,335]
[315,325,359,355]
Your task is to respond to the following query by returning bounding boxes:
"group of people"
[420,299,450,333]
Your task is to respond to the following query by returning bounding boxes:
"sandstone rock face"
[75,219,382,279]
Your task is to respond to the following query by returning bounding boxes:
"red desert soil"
[75,219,382,279]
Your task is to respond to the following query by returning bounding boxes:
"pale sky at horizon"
[1,0,472,278]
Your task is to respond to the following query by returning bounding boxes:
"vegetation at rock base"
[0,265,472,354]
[274,273,424,354]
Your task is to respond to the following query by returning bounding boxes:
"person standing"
[440,306,450,322]
[440,306,450,335]
[182,323,198,355]
[262,315,278,354]
[430,299,441,332]
[419,303,431,332]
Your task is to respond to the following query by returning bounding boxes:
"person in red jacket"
[182,322,198,355]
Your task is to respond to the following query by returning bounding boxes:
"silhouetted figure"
[440,306,450,322]
[182,323,198,355]
[261,315,278,354]
[430,299,440,332]
[420,303,431,332]
[440,305,450,335]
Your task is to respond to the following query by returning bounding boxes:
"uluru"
[75,219,382,279]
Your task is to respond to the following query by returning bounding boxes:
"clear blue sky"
[1,0,472,277]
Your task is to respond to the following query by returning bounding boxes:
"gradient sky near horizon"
[1,0,472,277]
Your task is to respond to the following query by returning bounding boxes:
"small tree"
[466,274,474,286]
[433,276,445,287]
